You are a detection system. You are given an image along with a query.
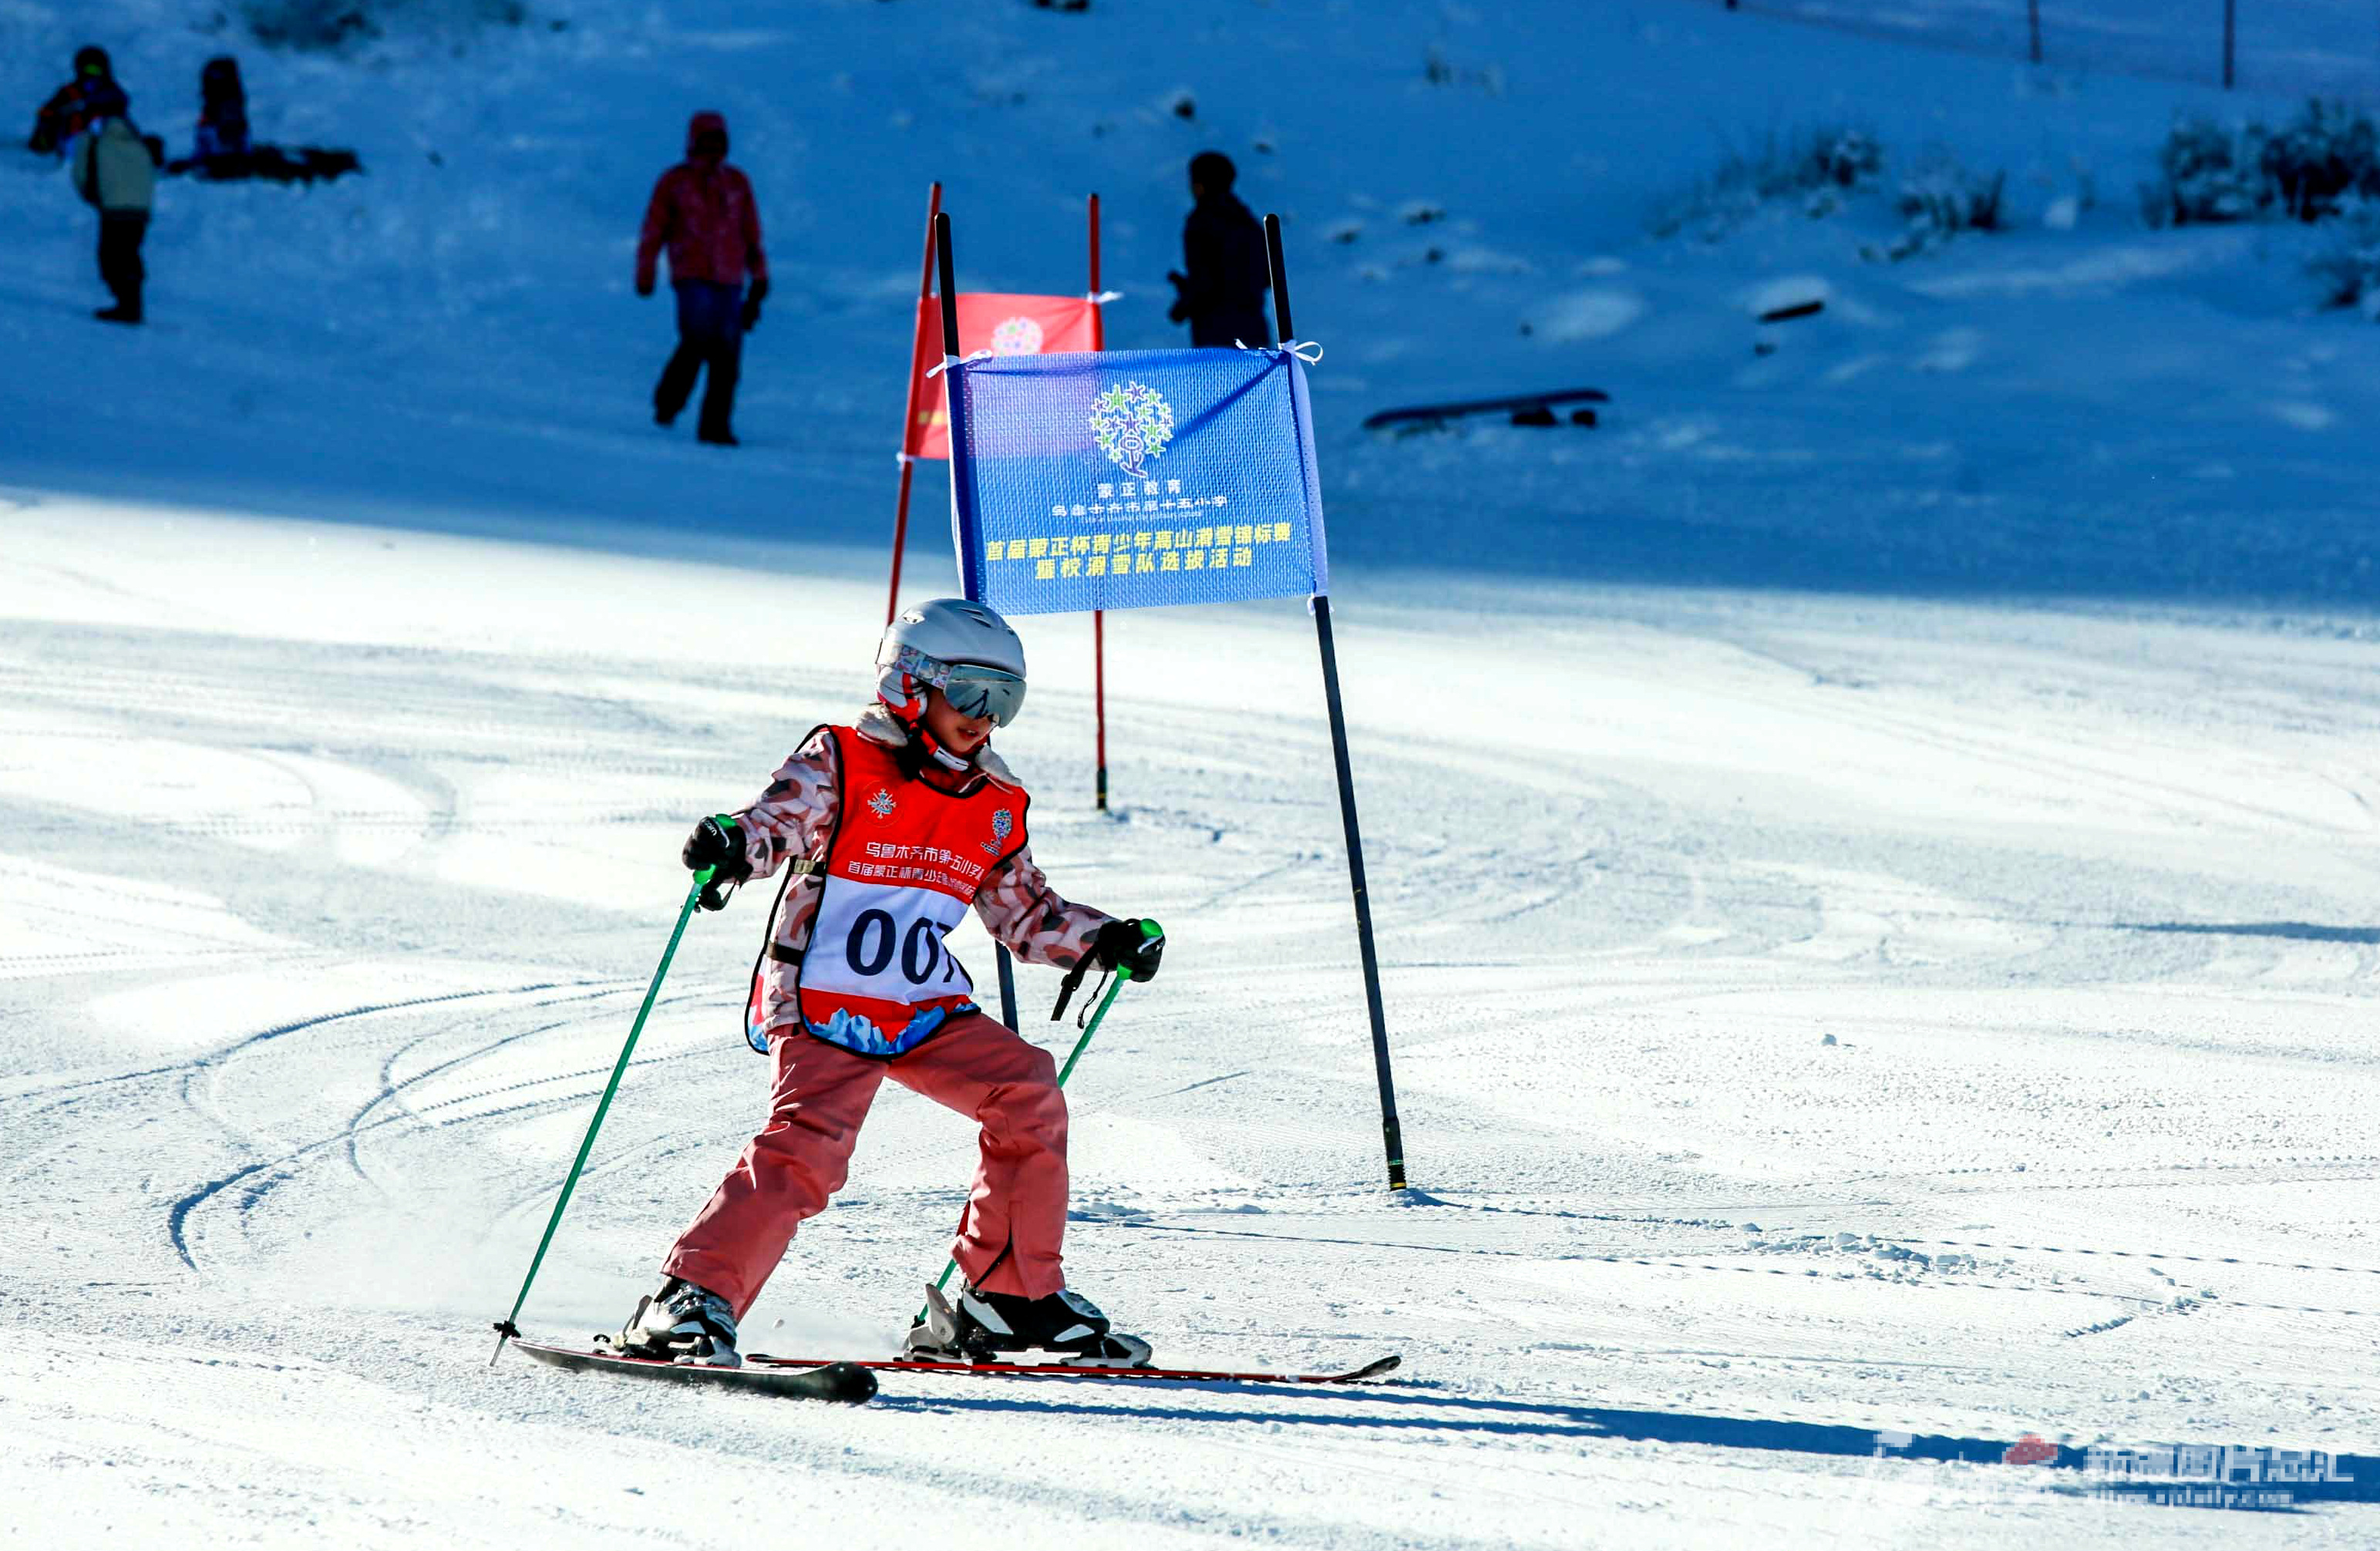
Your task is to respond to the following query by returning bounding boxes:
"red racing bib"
[793,728,1028,1057]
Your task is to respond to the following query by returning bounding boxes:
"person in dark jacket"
[1166,151,1271,348]
[635,110,767,447]
[191,56,251,173]
[29,45,128,156]
[163,56,360,185]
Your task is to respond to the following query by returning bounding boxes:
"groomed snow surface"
[5,1,2379,1546]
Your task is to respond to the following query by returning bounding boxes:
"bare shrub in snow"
[1867,155,2009,261]
[2146,101,2380,227]
[2308,204,2380,319]
[1652,123,1882,238]
[242,0,527,51]
[2147,116,2260,227]
[1900,158,2007,234]
[2261,100,2380,220]
[1810,130,1884,190]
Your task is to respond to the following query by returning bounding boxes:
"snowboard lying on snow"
[1362,386,1608,431]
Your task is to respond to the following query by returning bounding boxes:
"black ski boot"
[908,1282,1150,1368]
[614,1277,740,1368]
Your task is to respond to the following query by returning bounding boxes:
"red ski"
[746,1352,1400,1385]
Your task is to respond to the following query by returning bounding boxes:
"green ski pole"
[490,829,737,1365]
[919,919,1160,1318]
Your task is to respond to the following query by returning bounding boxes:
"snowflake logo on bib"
[1089,381,1175,479]
[990,315,1044,355]
[981,808,1014,856]
[867,788,897,820]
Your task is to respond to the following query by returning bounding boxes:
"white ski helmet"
[876,598,1028,726]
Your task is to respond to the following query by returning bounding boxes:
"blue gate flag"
[946,345,1330,617]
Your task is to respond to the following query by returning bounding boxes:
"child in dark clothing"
[29,45,126,156]
[191,56,251,172]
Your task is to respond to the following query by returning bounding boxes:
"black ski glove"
[740,276,769,332]
[682,815,750,909]
[1091,918,1164,983]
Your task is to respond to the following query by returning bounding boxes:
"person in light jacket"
[72,103,156,325]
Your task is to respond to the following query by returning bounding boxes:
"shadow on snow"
[877,1382,2376,1510]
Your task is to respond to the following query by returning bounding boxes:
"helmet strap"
[908,718,976,773]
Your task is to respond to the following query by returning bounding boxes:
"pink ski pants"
[663,1013,1069,1316]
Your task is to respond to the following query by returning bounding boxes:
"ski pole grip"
[1118,917,1163,983]
[694,814,740,910]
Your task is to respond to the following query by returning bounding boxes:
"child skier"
[618,599,1165,1368]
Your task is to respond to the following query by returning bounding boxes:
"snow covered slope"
[4,2,2379,1546]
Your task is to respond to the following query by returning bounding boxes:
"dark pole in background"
[2028,0,2042,65]
[935,210,1022,1035]
[1089,192,1110,813]
[2222,0,2236,87]
[1261,212,1408,1193]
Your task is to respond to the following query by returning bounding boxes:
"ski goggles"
[939,664,1027,727]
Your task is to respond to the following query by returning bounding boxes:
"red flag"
[904,292,1100,459]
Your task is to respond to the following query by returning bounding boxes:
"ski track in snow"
[7,498,2378,1548]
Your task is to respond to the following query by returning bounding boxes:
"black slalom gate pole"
[937,210,1023,1034]
[1262,213,1407,1192]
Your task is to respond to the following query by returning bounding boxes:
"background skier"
[618,599,1166,1369]
[1166,150,1272,348]
[635,109,767,446]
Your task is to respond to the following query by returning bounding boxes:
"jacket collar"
[853,703,1018,791]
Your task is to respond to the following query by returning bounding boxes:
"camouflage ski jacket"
[730,705,1115,1045]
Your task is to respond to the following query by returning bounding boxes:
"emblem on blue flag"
[1089,382,1175,479]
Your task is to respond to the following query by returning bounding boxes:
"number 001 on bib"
[793,727,1030,1058]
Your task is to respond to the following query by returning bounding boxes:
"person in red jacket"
[635,110,766,447]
